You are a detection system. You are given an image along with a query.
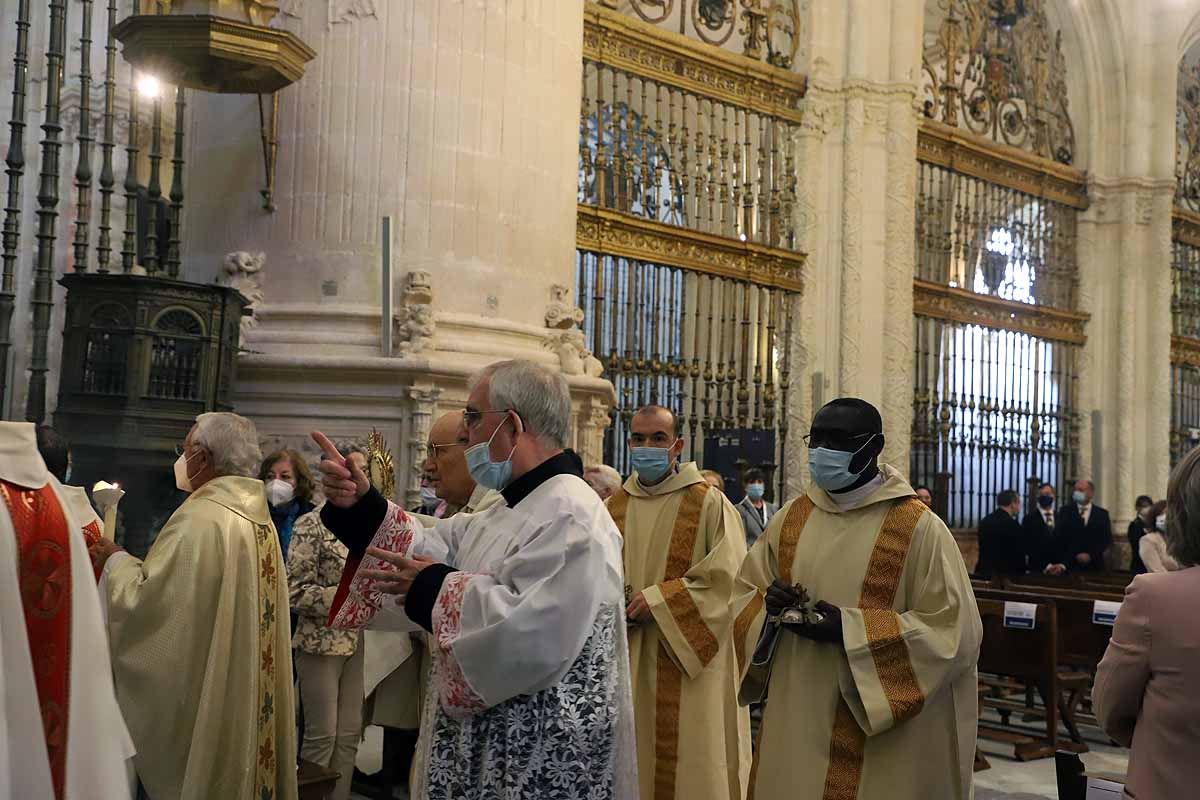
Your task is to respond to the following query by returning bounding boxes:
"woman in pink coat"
[1093,448,1200,799]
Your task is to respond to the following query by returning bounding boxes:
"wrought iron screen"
[1171,230,1200,464]
[577,4,805,490]
[912,315,1079,528]
[148,309,204,400]
[82,304,131,395]
[915,162,1077,310]
[912,157,1083,528]
[575,250,794,477]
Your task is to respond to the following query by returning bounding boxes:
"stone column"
[784,0,923,493]
[181,0,612,494]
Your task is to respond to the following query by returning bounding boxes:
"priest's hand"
[312,430,369,508]
[1074,552,1092,567]
[626,591,653,624]
[765,579,801,617]
[358,548,436,597]
[785,601,843,644]
[1044,563,1067,576]
[89,537,125,574]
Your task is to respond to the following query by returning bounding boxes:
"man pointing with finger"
[313,359,637,800]
[734,398,981,800]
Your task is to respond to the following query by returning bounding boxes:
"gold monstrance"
[366,429,396,500]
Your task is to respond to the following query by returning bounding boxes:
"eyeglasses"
[802,431,876,451]
[462,408,515,428]
[426,441,466,460]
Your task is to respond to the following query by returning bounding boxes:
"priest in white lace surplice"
[314,359,637,800]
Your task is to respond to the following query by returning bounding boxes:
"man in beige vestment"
[90,413,298,800]
[735,399,980,800]
[607,405,751,800]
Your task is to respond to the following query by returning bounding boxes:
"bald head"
[429,411,464,446]
[424,410,474,507]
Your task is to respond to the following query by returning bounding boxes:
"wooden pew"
[976,597,1068,760]
[974,587,1102,746]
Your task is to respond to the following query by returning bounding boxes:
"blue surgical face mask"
[465,414,521,491]
[1073,490,1087,505]
[631,447,672,483]
[746,482,765,500]
[808,435,877,492]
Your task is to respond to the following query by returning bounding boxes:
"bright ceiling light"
[136,74,161,99]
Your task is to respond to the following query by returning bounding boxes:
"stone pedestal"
[180,0,612,502]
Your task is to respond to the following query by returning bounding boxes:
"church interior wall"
[0,0,1198,542]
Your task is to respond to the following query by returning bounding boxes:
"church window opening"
[148,309,205,401]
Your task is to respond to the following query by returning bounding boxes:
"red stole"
[82,520,103,581]
[1,480,73,800]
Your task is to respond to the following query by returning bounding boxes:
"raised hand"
[357,548,436,597]
[311,430,369,508]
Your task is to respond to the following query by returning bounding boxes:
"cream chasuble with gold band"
[101,476,298,800]
[607,462,752,800]
[734,465,981,800]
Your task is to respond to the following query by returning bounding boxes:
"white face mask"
[265,479,295,507]
[1156,514,1167,533]
[174,452,196,493]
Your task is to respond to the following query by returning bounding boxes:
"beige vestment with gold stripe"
[608,462,751,800]
[734,465,981,800]
[103,476,298,800]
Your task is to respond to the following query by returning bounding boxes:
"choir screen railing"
[911,123,1087,529]
[577,3,805,491]
[1171,212,1200,465]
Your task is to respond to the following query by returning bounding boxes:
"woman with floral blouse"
[287,446,366,800]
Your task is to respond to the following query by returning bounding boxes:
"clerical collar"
[829,472,886,512]
[501,450,583,507]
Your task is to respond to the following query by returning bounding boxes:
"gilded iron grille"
[148,309,204,400]
[911,315,1078,529]
[1173,238,1200,338]
[579,61,798,249]
[578,3,805,493]
[1171,363,1200,466]
[576,250,795,479]
[1171,235,1200,465]
[599,0,802,69]
[912,155,1082,528]
[915,161,1078,310]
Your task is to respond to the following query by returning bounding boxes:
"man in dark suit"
[1055,478,1113,572]
[976,489,1027,578]
[1023,482,1065,574]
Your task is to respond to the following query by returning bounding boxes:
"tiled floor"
[973,737,1129,799]
[349,722,1131,800]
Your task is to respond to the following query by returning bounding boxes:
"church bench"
[975,597,1074,760]
[975,586,1116,747]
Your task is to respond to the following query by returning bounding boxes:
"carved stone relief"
[217,250,266,337]
[543,284,603,378]
[394,270,436,356]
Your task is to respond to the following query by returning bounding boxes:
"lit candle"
[92,481,126,541]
